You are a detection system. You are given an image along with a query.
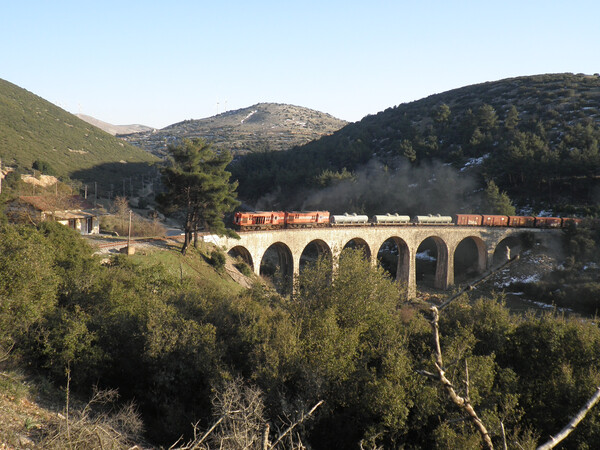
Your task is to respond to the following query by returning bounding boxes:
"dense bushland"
[1,222,600,448]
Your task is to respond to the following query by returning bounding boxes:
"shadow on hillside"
[71,162,161,198]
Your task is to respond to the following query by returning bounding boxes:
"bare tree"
[173,379,323,450]
[40,386,143,450]
[112,196,130,233]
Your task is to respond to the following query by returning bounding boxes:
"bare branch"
[269,400,324,449]
[537,386,600,450]
[464,359,470,402]
[262,423,270,450]
[415,369,438,379]
[500,421,507,450]
[428,306,494,450]
[0,342,14,362]
[174,416,225,450]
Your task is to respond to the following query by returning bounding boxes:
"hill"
[0,79,158,184]
[231,73,600,216]
[119,103,347,157]
[76,113,153,136]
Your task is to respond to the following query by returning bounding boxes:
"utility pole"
[127,210,132,248]
[125,210,135,255]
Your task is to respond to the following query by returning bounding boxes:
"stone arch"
[228,245,254,273]
[260,242,293,294]
[454,236,487,283]
[377,236,410,285]
[300,239,333,273]
[416,236,450,290]
[342,237,371,261]
[492,234,524,267]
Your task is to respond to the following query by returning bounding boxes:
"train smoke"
[299,159,483,216]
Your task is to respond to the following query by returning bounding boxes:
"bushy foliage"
[0,224,58,353]
[32,160,56,176]
[210,249,227,271]
[3,222,600,448]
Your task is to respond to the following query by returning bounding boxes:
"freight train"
[233,211,585,231]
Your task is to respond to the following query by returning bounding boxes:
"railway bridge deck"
[206,226,560,298]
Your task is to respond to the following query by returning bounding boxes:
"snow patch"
[495,273,540,289]
[241,110,257,124]
[416,249,436,262]
[460,153,489,172]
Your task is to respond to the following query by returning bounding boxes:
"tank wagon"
[233,211,586,231]
[330,213,369,225]
[371,214,411,225]
[412,214,453,225]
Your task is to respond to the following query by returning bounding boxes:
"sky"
[2,0,599,129]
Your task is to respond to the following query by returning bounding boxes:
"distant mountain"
[76,114,153,136]
[119,103,347,157]
[231,73,600,216]
[0,79,158,184]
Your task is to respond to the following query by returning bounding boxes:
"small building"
[6,195,103,235]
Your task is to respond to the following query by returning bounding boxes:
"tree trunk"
[181,230,191,255]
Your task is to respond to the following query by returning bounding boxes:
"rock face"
[118,103,348,157]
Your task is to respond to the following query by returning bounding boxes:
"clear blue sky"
[2,0,599,129]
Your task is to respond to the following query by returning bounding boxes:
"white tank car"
[330,213,370,225]
[412,214,453,225]
[371,213,411,224]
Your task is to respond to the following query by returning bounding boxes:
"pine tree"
[483,180,516,215]
[158,138,240,255]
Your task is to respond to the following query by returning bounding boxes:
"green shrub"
[210,250,226,271]
[234,259,253,277]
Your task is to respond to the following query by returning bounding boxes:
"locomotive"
[233,211,584,231]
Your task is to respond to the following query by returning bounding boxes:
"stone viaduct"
[205,226,560,298]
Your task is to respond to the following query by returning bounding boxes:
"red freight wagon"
[482,215,509,227]
[455,214,482,226]
[285,211,330,228]
[234,211,285,230]
[562,218,582,227]
[534,217,562,228]
[508,216,535,227]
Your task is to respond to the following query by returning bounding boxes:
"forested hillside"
[0,79,158,183]
[232,73,600,216]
